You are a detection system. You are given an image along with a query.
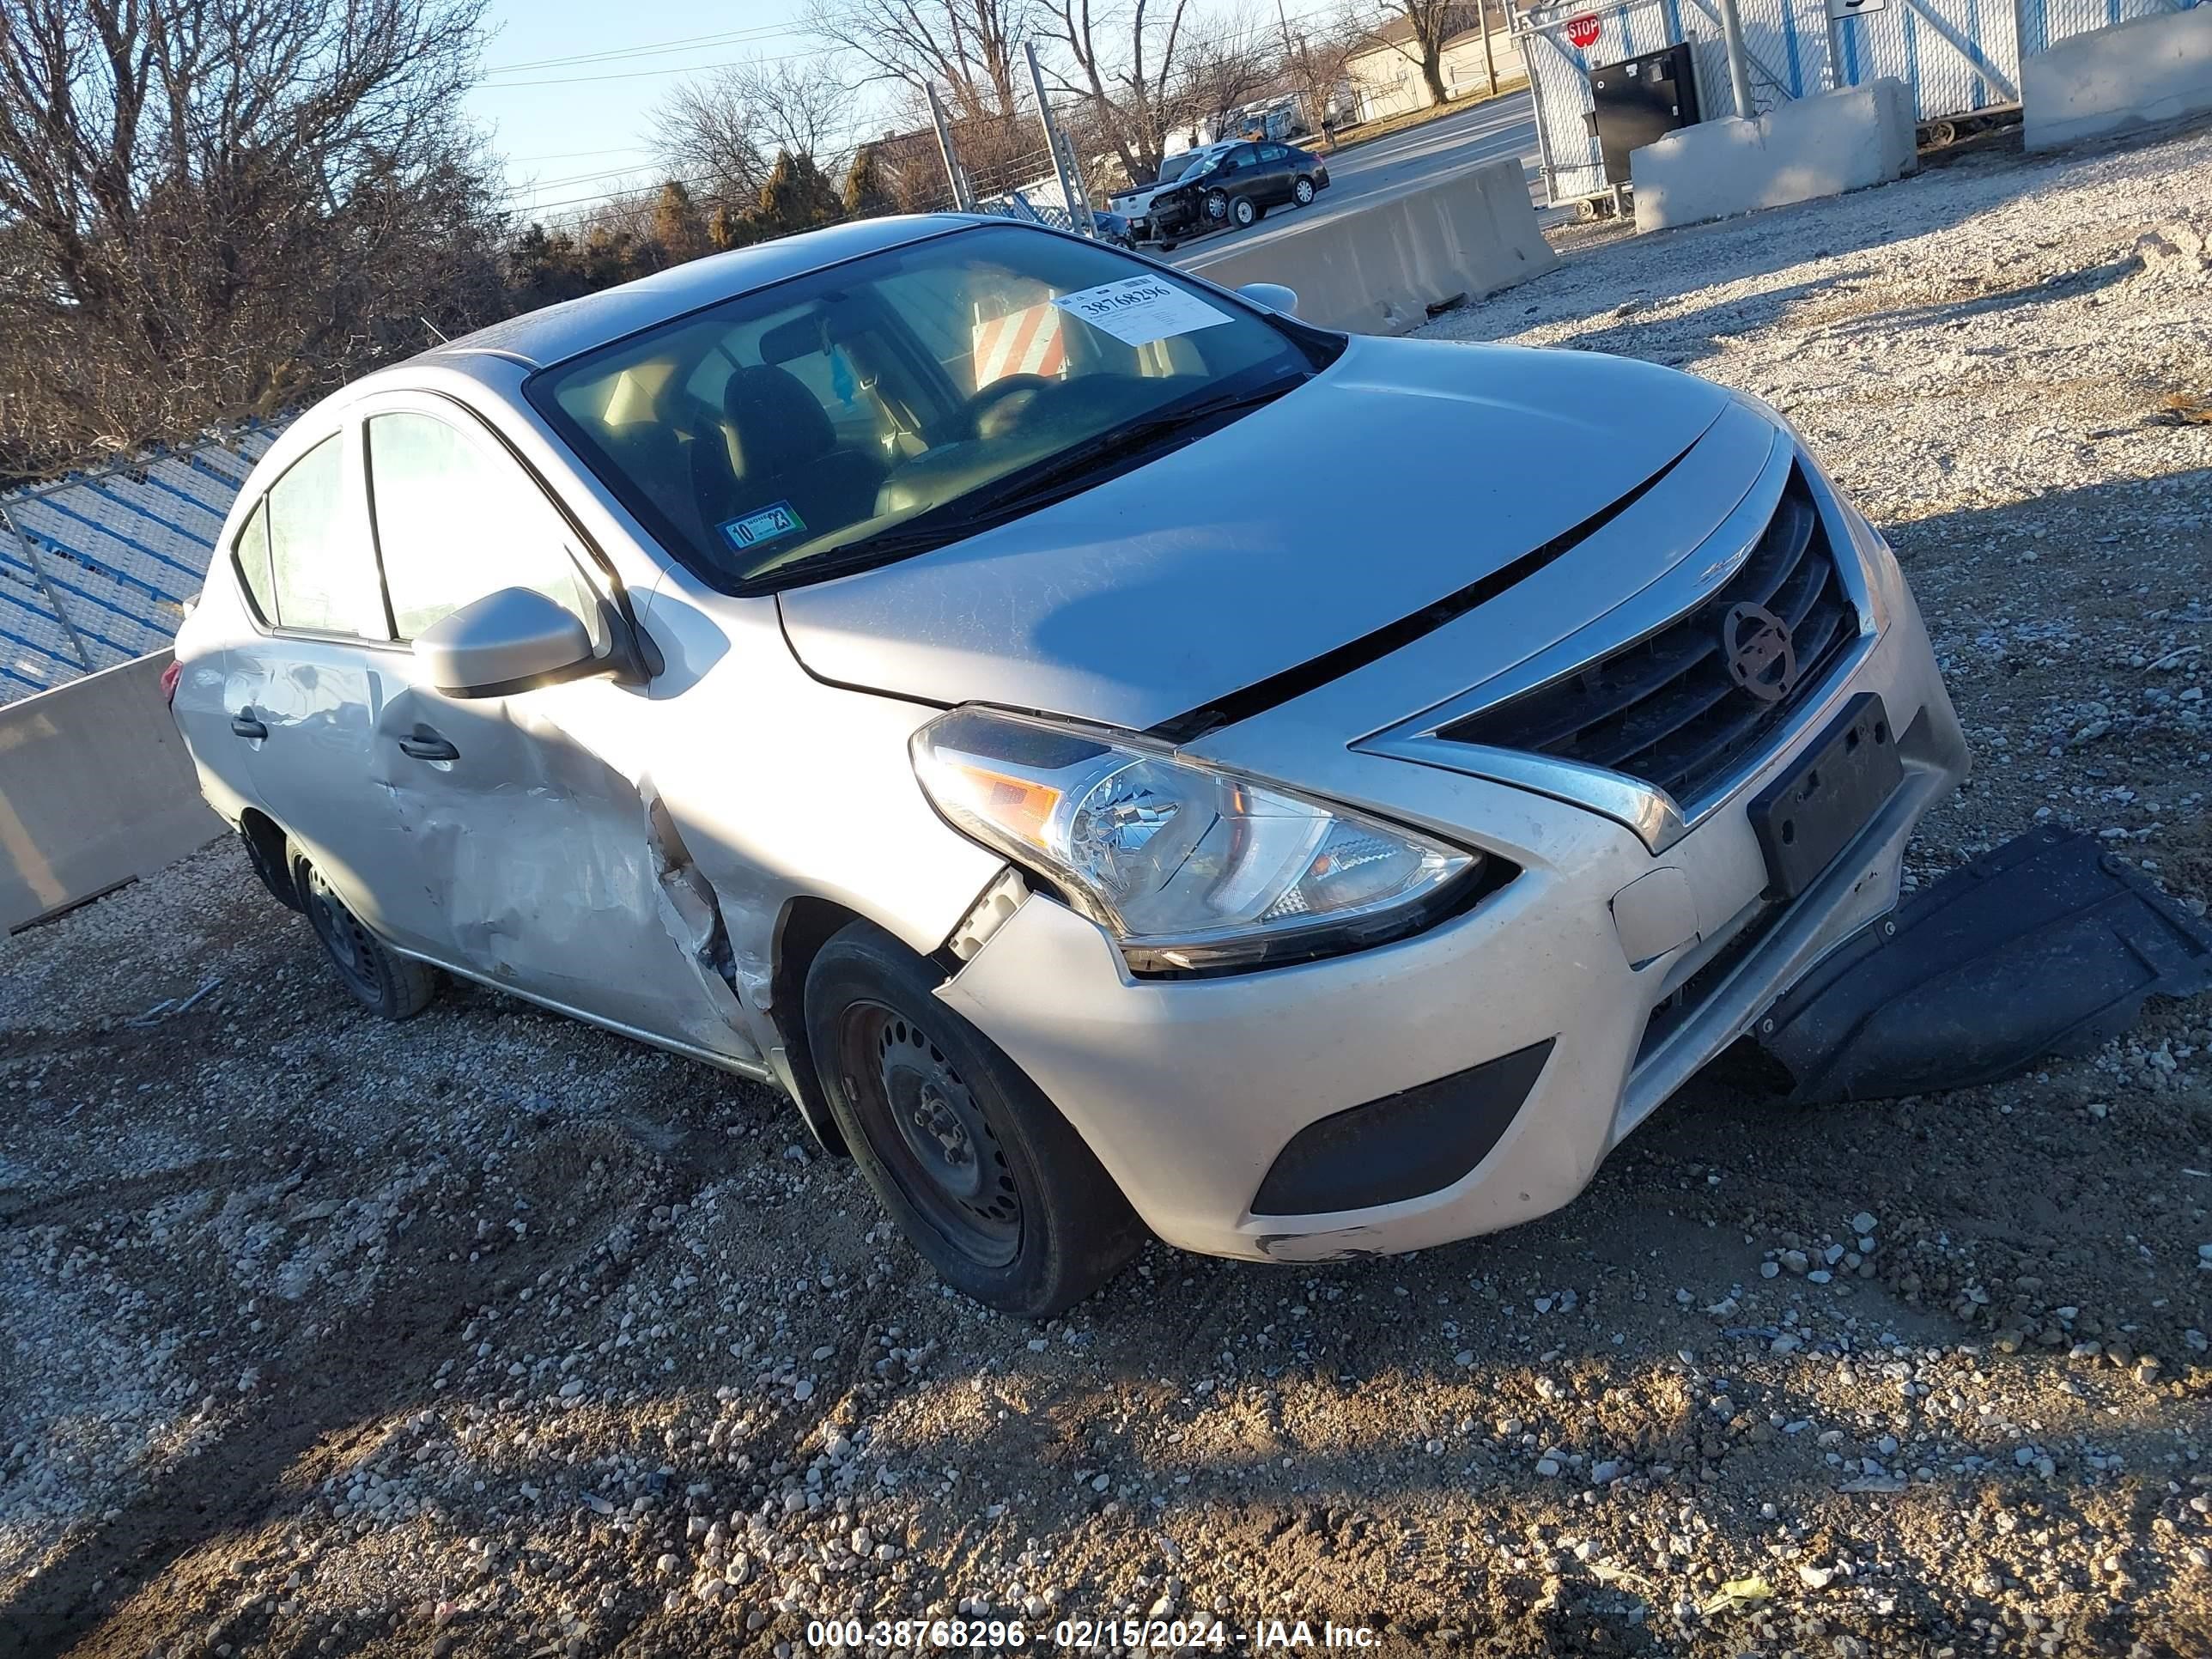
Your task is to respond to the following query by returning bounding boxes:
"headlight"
[913,708,1477,973]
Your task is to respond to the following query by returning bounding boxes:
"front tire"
[1231,196,1259,228]
[1204,188,1229,223]
[804,921,1141,1316]
[293,850,438,1020]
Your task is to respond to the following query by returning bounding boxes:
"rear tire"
[1292,176,1316,205]
[293,849,438,1020]
[804,921,1142,1316]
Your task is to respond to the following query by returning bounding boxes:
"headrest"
[599,358,682,428]
[723,365,835,477]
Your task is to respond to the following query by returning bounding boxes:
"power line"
[482,45,842,90]
[502,161,666,198]
[505,114,902,208]
[501,144,656,165]
[483,23,810,76]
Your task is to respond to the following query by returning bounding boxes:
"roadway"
[1164,89,1546,269]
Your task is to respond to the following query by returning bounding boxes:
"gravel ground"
[5,125,2212,1659]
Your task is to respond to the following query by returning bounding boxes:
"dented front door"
[355,398,762,1064]
[369,676,757,1058]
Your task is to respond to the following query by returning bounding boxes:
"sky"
[467,0,825,221]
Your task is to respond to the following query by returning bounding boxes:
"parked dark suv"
[1151,141,1331,244]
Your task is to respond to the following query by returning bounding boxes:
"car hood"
[1115,171,1212,214]
[776,336,1733,733]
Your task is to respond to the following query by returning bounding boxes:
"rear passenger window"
[365,412,590,641]
[232,501,275,623]
[263,434,386,638]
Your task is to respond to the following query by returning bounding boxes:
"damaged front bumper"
[938,574,1970,1263]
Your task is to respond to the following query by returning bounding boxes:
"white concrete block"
[2023,6,2212,152]
[0,653,222,932]
[1631,79,1917,234]
[1185,156,1559,335]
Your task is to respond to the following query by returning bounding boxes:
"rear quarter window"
[234,433,390,639]
[232,501,275,624]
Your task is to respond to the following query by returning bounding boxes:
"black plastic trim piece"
[1146,443,1698,744]
[1249,1037,1555,1218]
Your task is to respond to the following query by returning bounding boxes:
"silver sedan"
[169,216,1967,1315]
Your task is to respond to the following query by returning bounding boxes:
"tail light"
[160,659,183,705]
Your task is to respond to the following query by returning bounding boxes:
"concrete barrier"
[1630,80,1917,234]
[0,652,222,933]
[1184,156,1559,334]
[2024,7,2212,152]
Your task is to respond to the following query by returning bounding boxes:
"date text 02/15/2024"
[804,1617,1382,1649]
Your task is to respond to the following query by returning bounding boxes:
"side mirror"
[1238,282,1299,317]
[414,586,595,698]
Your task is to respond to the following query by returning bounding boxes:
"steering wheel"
[963,373,1055,439]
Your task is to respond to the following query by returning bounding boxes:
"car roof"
[420,213,983,373]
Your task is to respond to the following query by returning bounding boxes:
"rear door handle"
[230,710,267,740]
[397,728,459,763]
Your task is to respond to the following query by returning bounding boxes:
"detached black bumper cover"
[1755,826,2212,1104]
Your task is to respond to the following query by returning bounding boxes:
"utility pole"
[1275,0,1309,130]
[1024,40,1096,236]
[927,83,974,211]
[1716,0,1759,119]
[1480,0,1499,97]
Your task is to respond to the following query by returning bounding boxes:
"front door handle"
[397,727,459,763]
[230,710,267,740]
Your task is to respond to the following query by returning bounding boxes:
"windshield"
[1155,150,1214,186]
[530,223,1327,594]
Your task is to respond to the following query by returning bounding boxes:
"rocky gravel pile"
[4,125,2211,1659]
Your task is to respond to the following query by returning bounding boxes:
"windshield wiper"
[739,373,1307,592]
[963,374,1306,515]
[731,526,961,592]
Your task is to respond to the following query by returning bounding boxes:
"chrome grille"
[1437,468,1859,806]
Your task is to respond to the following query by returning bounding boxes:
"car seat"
[592,358,746,554]
[720,366,884,539]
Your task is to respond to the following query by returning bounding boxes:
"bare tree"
[805,0,1030,124]
[1275,3,1359,137]
[1365,0,1478,108]
[1041,0,1194,186]
[851,111,969,211]
[1169,10,1281,149]
[652,54,852,205]
[0,0,495,471]
[653,85,773,205]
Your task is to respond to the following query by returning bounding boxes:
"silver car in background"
[169,216,1967,1315]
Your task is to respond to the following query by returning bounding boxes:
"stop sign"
[1566,13,1601,47]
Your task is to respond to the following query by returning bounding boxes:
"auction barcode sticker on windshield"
[1052,276,1233,347]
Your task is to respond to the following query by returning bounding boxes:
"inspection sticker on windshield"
[1053,276,1232,347]
[720,501,805,552]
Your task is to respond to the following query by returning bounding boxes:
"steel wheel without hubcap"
[802,919,1141,1316]
[290,849,438,1020]
[838,1001,1021,1267]
[1231,197,1256,228]
[303,865,384,1004]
